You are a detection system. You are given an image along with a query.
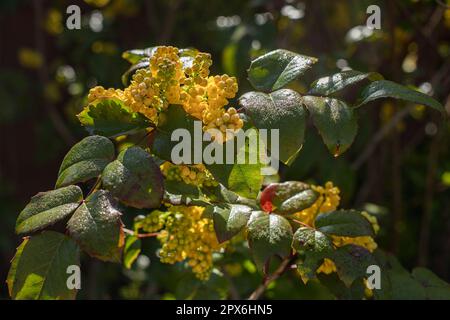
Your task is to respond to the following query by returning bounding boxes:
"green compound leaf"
[331,244,376,287]
[357,80,444,113]
[248,49,318,92]
[206,132,264,199]
[292,226,333,253]
[315,210,375,237]
[309,70,383,96]
[7,231,80,300]
[317,273,366,300]
[102,146,164,209]
[78,98,152,138]
[163,179,202,206]
[247,211,293,272]
[123,235,142,269]
[293,226,333,282]
[67,190,124,263]
[302,96,358,157]
[373,250,450,300]
[56,135,115,188]
[239,89,307,165]
[259,181,318,215]
[212,204,253,243]
[16,185,83,235]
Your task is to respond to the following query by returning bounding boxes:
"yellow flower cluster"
[87,46,243,137]
[293,182,341,226]
[155,206,223,280]
[87,86,125,103]
[291,181,380,287]
[136,210,167,233]
[160,162,218,187]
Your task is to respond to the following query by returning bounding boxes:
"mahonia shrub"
[7,46,450,300]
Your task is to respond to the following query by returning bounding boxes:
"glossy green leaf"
[317,273,366,300]
[260,181,318,215]
[212,204,253,243]
[374,250,450,299]
[357,80,444,112]
[309,70,383,96]
[56,135,115,188]
[102,146,164,209]
[303,96,358,156]
[315,210,375,237]
[78,98,152,137]
[239,89,307,164]
[331,244,376,287]
[206,132,264,199]
[293,226,334,282]
[163,179,202,206]
[7,231,80,300]
[16,185,83,235]
[248,49,318,91]
[292,226,333,253]
[67,190,124,262]
[123,235,141,269]
[247,211,293,272]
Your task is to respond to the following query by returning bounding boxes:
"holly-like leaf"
[315,210,374,237]
[248,49,318,91]
[247,211,293,272]
[331,244,376,287]
[411,268,450,299]
[239,89,307,164]
[78,98,152,137]
[259,181,318,215]
[123,235,141,269]
[67,190,124,262]
[302,96,358,157]
[7,231,80,300]
[317,273,366,300]
[56,135,115,188]
[212,204,253,243]
[293,226,333,282]
[16,185,83,235]
[206,129,264,199]
[102,146,164,209]
[309,70,383,96]
[163,179,202,206]
[357,80,444,113]
[292,226,333,253]
[374,250,450,300]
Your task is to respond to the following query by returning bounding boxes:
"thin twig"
[123,228,159,238]
[248,256,294,300]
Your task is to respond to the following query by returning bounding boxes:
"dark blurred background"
[0,0,449,299]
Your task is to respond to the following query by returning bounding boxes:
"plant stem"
[123,228,159,238]
[248,256,295,300]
